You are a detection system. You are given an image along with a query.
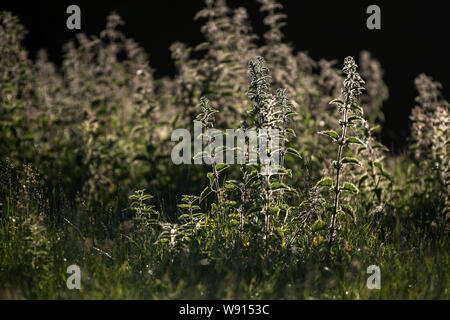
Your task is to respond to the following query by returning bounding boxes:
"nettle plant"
[245,57,299,237]
[130,56,300,252]
[409,74,449,229]
[317,56,367,252]
[355,119,392,215]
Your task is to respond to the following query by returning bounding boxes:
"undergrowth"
[0,1,448,299]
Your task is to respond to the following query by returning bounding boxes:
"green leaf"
[358,174,369,185]
[329,99,345,106]
[345,137,364,145]
[270,182,287,190]
[317,178,333,187]
[372,143,389,152]
[319,130,339,141]
[200,186,212,202]
[286,128,296,137]
[357,146,367,154]
[286,147,301,158]
[342,157,361,166]
[312,219,326,232]
[342,182,359,193]
[348,116,363,124]
[275,227,283,238]
[341,204,354,219]
[224,184,236,190]
[207,172,214,187]
[374,162,383,171]
[177,204,190,209]
[350,103,363,114]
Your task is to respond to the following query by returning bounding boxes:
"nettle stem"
[329,97,349,253]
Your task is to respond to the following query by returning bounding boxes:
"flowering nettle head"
[342,56,365,105]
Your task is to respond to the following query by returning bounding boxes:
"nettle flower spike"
[196,97,219,128]
[342,56,366,106]
[317,56,367,254]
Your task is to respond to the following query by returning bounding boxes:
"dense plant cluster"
[0,1,448,299]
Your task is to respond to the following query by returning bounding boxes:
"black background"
[1,1,449,152]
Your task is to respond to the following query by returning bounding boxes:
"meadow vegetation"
[0,0,448,299]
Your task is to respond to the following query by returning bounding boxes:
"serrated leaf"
[286,128,296,137]
[342,157,361,166]
[200,186,212,202]
[357,146,367,154]
[224,184,236,190]
[358,174,369,185]
[286,147,301,158]
[270,182,287,190]
[317,178,333,187]
[341,204,354,219]
[350,103,363,114]
[207,172,214,187]
[372,143,389,152]
[329,99,345,106]
[319,130,339,141]
[342,182,359,193]
[374,162,383,171]
[345,137,364,145]
[348,116,363,123]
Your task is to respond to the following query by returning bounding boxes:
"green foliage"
[0,2,448,299]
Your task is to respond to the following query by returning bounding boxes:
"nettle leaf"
[348,116,363,124]
[319,130,339,141]
[372,143,389,152]
[275,227,284,238]
[381,169,392,179]
[317,178,333,187]
[286,147,301,158]
[342,182,359,193]
[373,162,392,179]
[200,186,212,202]
[224,184,236,191]
[358,174,369,186]
[285,128,296,137]
[207,172,214,187]
[177,204,190,209]
[342,157,361,166]
[357,146,367,154]
[341,204,354,219]
[329,99,345,106]
[345,137,364,145]
[374,161,383,171]
[350,103,364,114]
[270,182,288,190]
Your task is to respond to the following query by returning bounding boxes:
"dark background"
[1,0,449,152]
